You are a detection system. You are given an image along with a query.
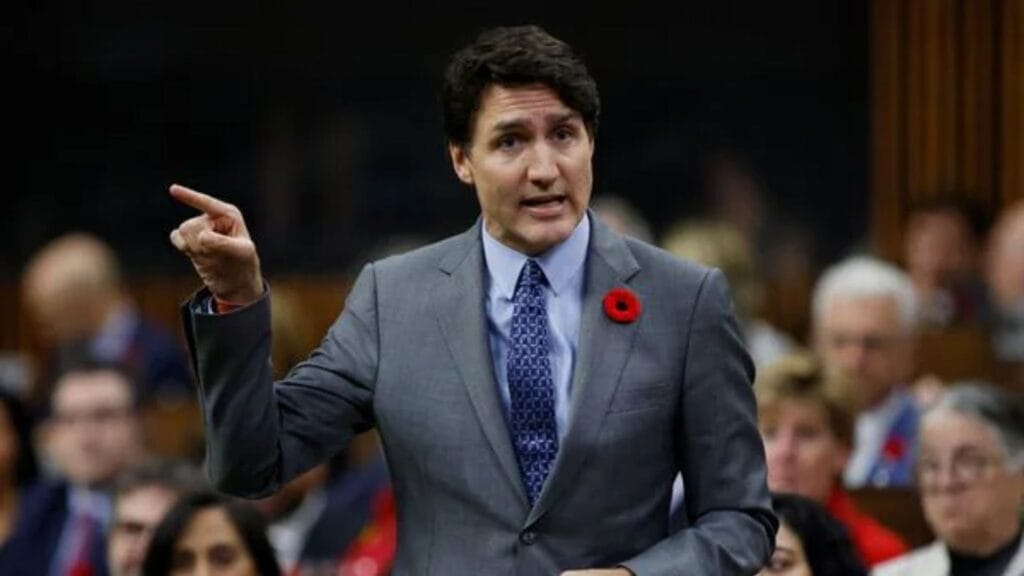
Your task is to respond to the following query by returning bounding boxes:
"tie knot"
[517,259,545,291]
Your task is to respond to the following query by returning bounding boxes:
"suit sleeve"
[621,269,777,575]
[181,263,380,498]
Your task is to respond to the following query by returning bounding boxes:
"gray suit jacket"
[182,215,776,575]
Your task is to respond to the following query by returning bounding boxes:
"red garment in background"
[827,486,909,567]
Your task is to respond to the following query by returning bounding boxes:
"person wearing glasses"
[874,383,1024,575]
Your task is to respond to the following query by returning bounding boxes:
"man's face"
[108,485,179,576]
[815,295,914,408]
[760,398,848,504]
[449,83,594,255]
[47,370,141,487]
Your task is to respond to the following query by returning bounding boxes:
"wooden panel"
[1001,0,1024,204]
[849,488,934,548]
[872,0,1024,258]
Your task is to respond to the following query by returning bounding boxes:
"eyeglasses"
[916,450,1006,490]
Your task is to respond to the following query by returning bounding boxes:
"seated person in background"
[985,201,1024,363]
[663,219,794,367]
[143,491,280,576]
[107,459,207,576]
[761,492,867,576]
[874,383,1024,576]
[21,232,192,406]
[1,356,146,576]
[903,197,989,328]
[257,432,392,574]
[813,256,921,487]
[758,351,909,566]
[0,389,38,552]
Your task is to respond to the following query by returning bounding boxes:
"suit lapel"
[527,214,642,526]
[433,221,529,508]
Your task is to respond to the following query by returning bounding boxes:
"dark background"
[3,1,868,278]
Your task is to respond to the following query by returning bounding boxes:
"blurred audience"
[0,390,38,552]
[903,198,989,328]
[108,459,207,576]
[1,356,146,576]
[143,491,280,576]
[257,433,393,574]
[874,383,1024,575]
[591,194,655,244]
[985,201,1024,363]
[21,232,192,407]
[813,256,921,487]
[663,219,794,366]
[757,352,908,566]
[761,492,867,576]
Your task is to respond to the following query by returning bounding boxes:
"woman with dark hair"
[0,389,39,548]
[143,491,280,576]
[762,492,868,576]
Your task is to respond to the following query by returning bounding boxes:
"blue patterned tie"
[508,259,559,505]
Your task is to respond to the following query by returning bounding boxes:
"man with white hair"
[812,256,921,487]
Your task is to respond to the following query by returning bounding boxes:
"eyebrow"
[490,112,581,134]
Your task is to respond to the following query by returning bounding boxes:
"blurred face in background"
[986,207,1024,312]
[759,521,812,576]
[815,295,914,409]
[171,507,257,576]
[47,370,142,488]
[761,398,848,504]
[905,210,976,293]
[109,485,180,576]
[917,410,1024,555]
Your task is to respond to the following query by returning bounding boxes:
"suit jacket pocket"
[608,384,670,414]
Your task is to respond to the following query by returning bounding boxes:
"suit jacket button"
[520,531,537,545]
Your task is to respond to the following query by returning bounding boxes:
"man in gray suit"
[169,25,776,575]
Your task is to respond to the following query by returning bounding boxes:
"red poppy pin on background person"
[603,288,641,323]
[882,437,905,461]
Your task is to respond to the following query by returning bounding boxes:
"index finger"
[169,184,234,217]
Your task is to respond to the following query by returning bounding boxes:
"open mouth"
[521,195,567,211]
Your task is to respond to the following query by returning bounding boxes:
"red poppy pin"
[603,288,642,323]
[882,437,906,461]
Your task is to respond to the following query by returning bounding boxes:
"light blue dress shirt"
[481,215,589,444]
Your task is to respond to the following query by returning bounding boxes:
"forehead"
[179,507,242,546]
[53,371,132,409]
[761,397,830,426]
[473,84,579,131]
[821,294,901,332]
[117,485,178,519]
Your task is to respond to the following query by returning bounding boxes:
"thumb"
[198,229,254,259]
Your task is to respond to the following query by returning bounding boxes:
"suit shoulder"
[872,542,945,576]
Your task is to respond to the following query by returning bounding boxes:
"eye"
[553,126,576,141]
[495,134,521,150]
[208,543,240,567]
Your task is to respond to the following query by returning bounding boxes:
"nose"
[768,431,798,463]
[526,143,558,189]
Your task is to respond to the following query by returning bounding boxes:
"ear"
[448,142,474,186]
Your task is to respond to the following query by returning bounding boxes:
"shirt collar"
[481,214,590,299]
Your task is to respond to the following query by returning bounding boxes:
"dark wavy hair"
[772,492,868,576]
[142,491,280,576]
[441,25,600,148]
